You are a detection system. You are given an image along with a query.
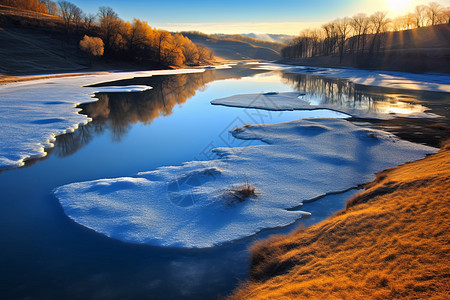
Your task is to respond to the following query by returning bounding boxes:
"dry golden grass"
[230,142,450,300]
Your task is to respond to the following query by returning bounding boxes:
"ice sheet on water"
[256,63,450,93]
[54,118,436,248]
[211,92,439,119]
[92,85,152,93]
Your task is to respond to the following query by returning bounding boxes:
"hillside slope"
[282,24,450,73]
[230,141,450,299]
[383,23,450,49]
[182,32,282,61]
[242,33,293,44]
[0,5,90,74]
[213,34,285,52]
[0,26,87,74]
[0,4,282,75]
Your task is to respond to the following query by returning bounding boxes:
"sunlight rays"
[385,0,413,16]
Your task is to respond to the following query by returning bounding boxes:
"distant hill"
[241,33,294,44]
[213,34,286,52]
[181,32,283,61]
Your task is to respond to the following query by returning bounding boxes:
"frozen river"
[0,63,448,299]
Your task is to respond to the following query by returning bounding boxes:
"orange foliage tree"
[80,35,104,65]
[1,0,214,67]
[120,17,213,66]
[0,0,48,13]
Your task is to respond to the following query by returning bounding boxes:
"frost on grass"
[0,69,204,169]
[54,118,436,248]
[211,92,439,119]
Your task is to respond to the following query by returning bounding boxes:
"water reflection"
[86,72,216,139]
[22,67,450,165]
[53,67,269,158]
[282,72,450,147]
[282,72,431,116]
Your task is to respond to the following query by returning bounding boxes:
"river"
[0,63,448,299]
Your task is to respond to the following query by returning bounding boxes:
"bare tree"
[427,2,446,25]
[392,16,407,31]
[350,13,370,53]
[71,5,83,31]
[309,29,323,56]
[444,7,450,23]
[58,1,73,25]
[336,17,351,61]
[413,5,428,27]
[405,13,417,29]
[197,44,214,64]
[83,13,96,31]
[369,11,390,55]
[322,22,338,55]
[57,1,82,31]
[97,6,124,54]
[281,1,448,61]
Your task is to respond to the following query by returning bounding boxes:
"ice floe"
[211,92,439,119]
[256,63,450,93]
[54,118,436,248]
[202,63,235,70]
[0,68,205,169]
[92,85,152,93]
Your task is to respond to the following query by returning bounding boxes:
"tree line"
[282,1,450,61]
[0,0,214,67]
[0,0,58,14]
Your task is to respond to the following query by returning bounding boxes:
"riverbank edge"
[277,49,450,74]
[228,140,450,299]
[0,58,233,85]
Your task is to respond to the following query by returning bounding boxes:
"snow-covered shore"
[0,68,205,169]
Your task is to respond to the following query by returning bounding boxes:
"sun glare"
[386,0,412,15]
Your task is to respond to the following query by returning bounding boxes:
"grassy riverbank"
[230,140,450,299]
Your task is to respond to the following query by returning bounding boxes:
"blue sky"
[69,0,447,34]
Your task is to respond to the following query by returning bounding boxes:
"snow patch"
[202,64,235,70]
[54,118,436,248]
[92,85,152,93]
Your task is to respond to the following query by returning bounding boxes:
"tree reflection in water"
[53,66,270,158]
[51,68,450,158]
[282,72,431,114]
[282,72,450,147]
[54,72,213,157]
